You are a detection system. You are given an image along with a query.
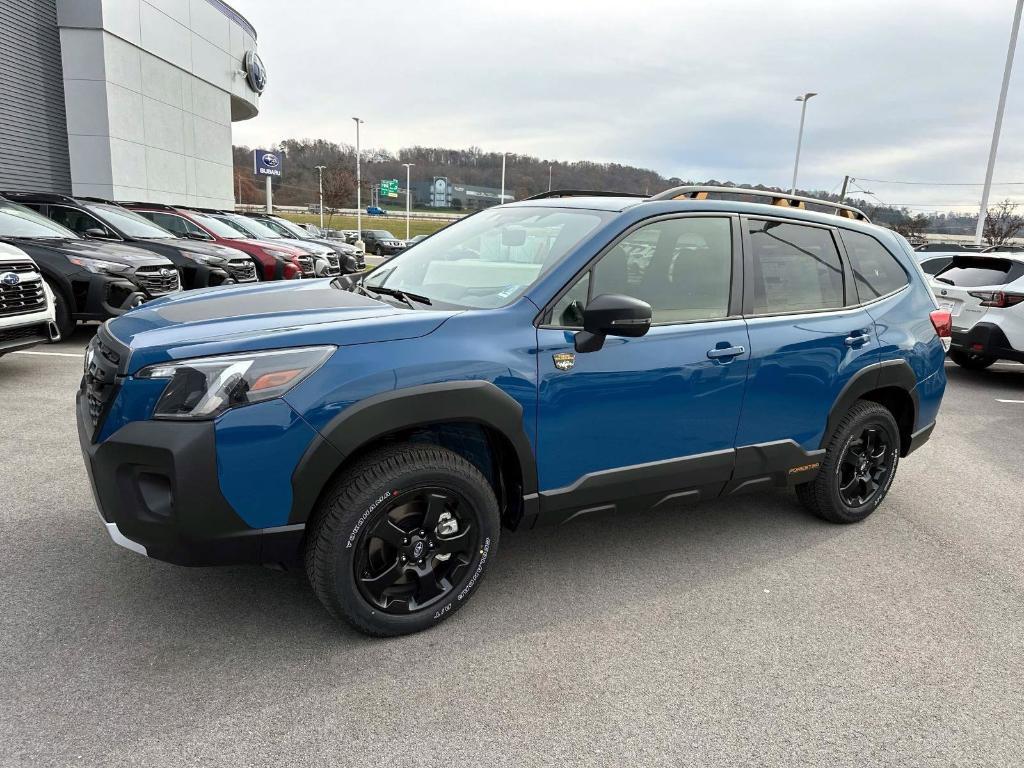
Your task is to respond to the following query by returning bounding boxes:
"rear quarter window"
[839,229,909,301]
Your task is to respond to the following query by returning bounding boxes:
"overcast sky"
[232,0,1024,212]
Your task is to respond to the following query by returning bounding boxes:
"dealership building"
[1,0,262,209]
[410,178,513,211]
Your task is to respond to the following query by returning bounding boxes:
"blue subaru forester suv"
[77,187,950,636]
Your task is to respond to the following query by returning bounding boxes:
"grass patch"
[278,212,453,238]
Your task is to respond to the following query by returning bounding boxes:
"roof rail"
[524,189,648,201]
[650,185,871,222]
[0,191,80,205]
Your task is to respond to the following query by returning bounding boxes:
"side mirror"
[186,231,212,241]
[84,227,111,239]
[575,293,652,353]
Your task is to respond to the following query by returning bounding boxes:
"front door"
[535,214,749,522]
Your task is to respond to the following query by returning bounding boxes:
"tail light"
[967,290,1024,308]
[930,309,952,351]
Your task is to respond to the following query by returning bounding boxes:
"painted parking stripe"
[996,399,1024,404]
[11,350,82,359]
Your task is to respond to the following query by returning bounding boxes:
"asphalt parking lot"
[2,329,1023,767]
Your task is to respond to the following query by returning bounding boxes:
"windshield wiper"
[363,283,432,307]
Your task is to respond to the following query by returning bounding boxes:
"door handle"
[844,330,872,347]
[706,345,746,360]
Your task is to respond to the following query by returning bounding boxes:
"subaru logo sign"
[0,272,20,286]
[253,149,284,178]
[244,50,267,94]
[160,268,175,279]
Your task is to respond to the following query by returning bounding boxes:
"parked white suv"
[0,242,59,358]
[930,253,1024,369]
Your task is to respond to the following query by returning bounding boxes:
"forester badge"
[552,352,575,371]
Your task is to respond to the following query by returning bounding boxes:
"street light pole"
[548,165,552,192]
[500,152,507,206]
[976,0,1024,244]
[352,117,364,252]
[402,162,414,240]
[790,92,817,195]
[314,165,326,231]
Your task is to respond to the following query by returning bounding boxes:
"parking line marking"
[996,399,1024,404]
[11,350,82,359]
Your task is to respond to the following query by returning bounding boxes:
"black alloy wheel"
[354,486,479,613]
[836,426,891,508]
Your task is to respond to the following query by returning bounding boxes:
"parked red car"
[123,204,314,280]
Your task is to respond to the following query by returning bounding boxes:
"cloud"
[232,0,1024,210]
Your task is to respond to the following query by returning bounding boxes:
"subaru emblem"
[160,268,175,278]
[0,272,20,286]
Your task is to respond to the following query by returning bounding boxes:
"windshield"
[365,206,608,308]
[369,230,396,239]
[268,217,309,238]
[188,212,244,239]
[218,215,283,239]
[86,203,175,239]
[0,202,80,239]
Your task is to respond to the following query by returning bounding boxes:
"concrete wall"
[56,0,259,208]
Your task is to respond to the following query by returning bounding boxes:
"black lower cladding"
[533,439,827,527]
[951,322,1024,362]
[0,322,49,353]
[76,395,301,566]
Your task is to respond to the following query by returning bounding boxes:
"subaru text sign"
[253,150,283,178]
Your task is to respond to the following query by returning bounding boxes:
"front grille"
[134,266,181,296]
[324,254,341,276]
[225,259,257,282]
[0,323,48,345]
[0,274,46,318]
[0,261,39,273]
[297,255,314,277]
[82,329,123,436]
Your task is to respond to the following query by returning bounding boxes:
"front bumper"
[950,322,1024,363]
[76,392,305,566]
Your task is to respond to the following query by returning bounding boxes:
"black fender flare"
[822,359,919,451]
[288,380,538,524]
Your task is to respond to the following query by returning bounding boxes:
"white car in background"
[930,253,1024,369]
[0,241,59,358]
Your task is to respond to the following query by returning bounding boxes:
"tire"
[305,443,500,637]
[45,279,75,340]
[375,246,384,257]
[949,349,996,370]
[796,400,900,524]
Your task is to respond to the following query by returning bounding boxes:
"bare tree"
[321,164,357,228]
[889,211,930,240]
[983,199,1024,246]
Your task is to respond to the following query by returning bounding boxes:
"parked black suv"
[243,213,365,270]
[3,193,258,289]
[360,229,406,257]
[0,197,180,337]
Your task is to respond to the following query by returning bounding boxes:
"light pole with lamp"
[790,92,817,195]
[500,152,507,205]
[402,162,415,241]
[352,117,364,252]
[314,165,326,231]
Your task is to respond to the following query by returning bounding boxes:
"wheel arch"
[824,360,919,457]
[289,381,538,529]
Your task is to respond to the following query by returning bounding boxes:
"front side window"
[748,220,844,314]
[366,206,608,309]
[146,212,197,237]
[546,217,733,326]
[47,206,113,238]
[839,230,909,301]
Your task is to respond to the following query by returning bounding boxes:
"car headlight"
[136,346,335,420]
[184,252,222,265]
[67,255,130,275]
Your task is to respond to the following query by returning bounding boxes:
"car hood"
[0,237,172,266]
[156,238,252,261]
[271,237,333,255]
[106,278,459,373]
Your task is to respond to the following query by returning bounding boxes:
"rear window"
[934,257,1024,287]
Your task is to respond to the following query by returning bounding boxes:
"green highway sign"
[380,179,399,198]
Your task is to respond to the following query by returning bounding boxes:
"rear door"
[736,217,880,452]
[931,256,1024,332]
